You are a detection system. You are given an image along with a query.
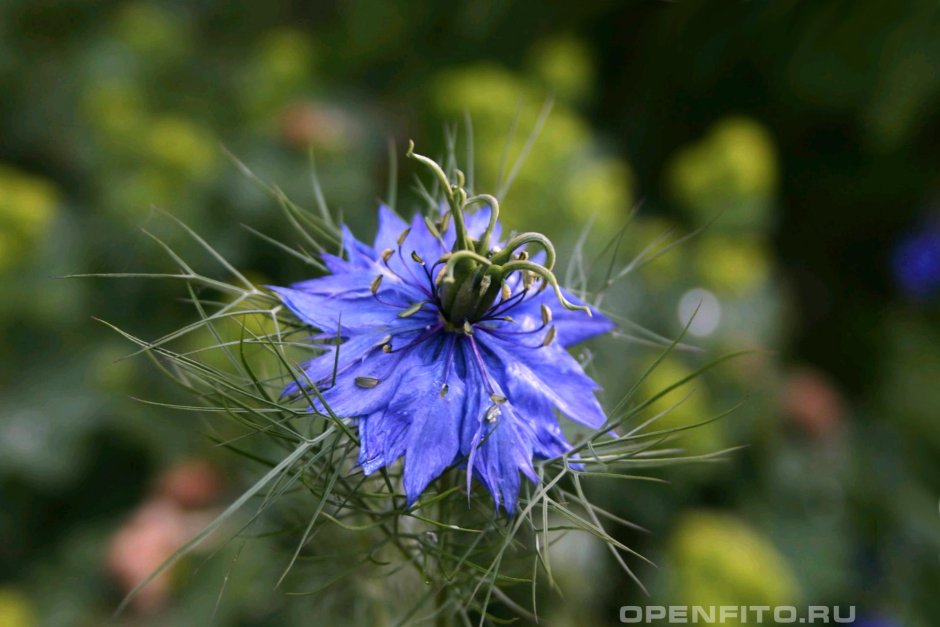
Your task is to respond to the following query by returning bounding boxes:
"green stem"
[491,232,557,270]
[441,251,494,283]
[407,141,470,251]
[465,193,500,254]
[499,260,591,315]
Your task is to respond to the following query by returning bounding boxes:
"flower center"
[406,141,591,325]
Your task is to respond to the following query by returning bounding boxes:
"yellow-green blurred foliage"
[0,588,35,627]
[146,116,218,180]
[431,45,633,236]
[0,166,59,272]
[638,358,723,455]
[527,36,595,104]
[113,2,191,63]
[620,216,686,286]
[82,89,217,218]
[244,29,318,122]
[668,511,800,624]
[82,80,148,149]
[666,117,777,230]
[693,234,772,296]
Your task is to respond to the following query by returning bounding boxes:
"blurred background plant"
[0,1,937,626]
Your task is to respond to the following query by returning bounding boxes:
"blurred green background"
[1,1,939,626]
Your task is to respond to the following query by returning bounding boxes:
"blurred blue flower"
[271,205,613,511]
[892,223,940,299]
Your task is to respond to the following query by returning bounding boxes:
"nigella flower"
[270,144,614,512]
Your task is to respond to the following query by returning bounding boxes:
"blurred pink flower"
[781,367,846,440]
[106,460,223,612]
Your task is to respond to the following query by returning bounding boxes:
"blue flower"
[892,223,940,299]
[270,149,614,512]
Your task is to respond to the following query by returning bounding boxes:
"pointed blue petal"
[320,252,356,274]
[400,363,466,505]
[269,283,432,333]
[373,204,409,252]
[401,213,449,267]
[457,341,539,512]
[358,409,410,475]
[316,344,416,418]
[469,405,538,513]
[477,332,608,429]
[340,224,377,269]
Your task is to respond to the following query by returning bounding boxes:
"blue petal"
[549,290,615,347]
[316,341,419,418]
[507,289,615,347]
[321,252,356,275]
[358,409,410,475]
[354,337,462,493]
[457,342,538,512]
[269,282,431,333]
[456,342,487,457]
[340,224,377,269]
[373,204,409,252]
[469,404,538,513]
[282,329,388,397]
[400,355,466,505]
[477,332,608,429]
[401,213,449,266]
[503,381,573,461]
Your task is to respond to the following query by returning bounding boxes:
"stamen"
[541,326,557,347]
[397,228,411,246]
[485,405,501,423]
[390,246,432,297]
[440,334,458,395]
[369,278,413,309]
[398,301,428,318]
[501,282,511,301]
[355,376,380,388]
[477,320,547,338]
[523,271,537,290]
[386,324,443,354]
[467,335,498,395]
[482,288,529,320]
[421,260,442,296]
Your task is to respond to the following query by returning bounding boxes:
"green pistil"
[406,141,591,324]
